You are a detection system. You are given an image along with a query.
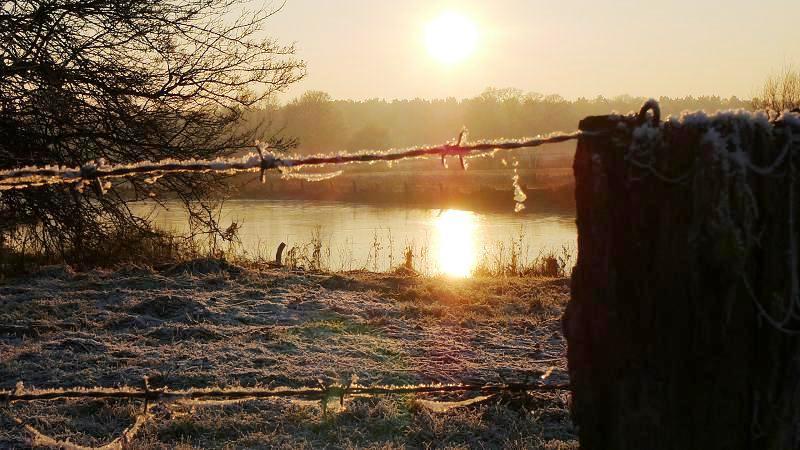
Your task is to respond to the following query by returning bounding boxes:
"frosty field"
[0,260,576,449]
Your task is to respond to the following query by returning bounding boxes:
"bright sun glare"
[425,12,478,65]
[435,210,478,277]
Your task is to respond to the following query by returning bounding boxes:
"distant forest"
[247,88,752,155]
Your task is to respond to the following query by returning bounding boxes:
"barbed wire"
[2,378,569,449]
[1,378,568,405]
[0,131,596,192]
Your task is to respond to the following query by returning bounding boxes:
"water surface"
[135,200,576,276]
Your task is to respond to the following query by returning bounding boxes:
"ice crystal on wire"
[511,160,527,213]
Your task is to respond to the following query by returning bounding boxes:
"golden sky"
[264,0,800,101]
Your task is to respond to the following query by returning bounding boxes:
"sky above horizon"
[262,0,800,101]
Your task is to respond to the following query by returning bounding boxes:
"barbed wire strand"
[2,379,568,449]
[0,131,602,191]
[1,380,568,404]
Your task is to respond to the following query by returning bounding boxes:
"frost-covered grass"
[0,261,575,449]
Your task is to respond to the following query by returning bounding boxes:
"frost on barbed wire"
[2,379,567,404]
[0,131,585,184]
[279,168,344,182]
[511,160,528,213]
[625,108,800,333]
[3,376,567,448]
[0,131,586,213]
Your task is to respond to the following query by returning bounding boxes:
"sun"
[425,12,478,65]
[434,209,478,277]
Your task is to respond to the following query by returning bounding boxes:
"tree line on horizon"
[247,89,753,155]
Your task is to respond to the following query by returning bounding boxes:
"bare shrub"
[0,0,304,265]
[753,67,800,112]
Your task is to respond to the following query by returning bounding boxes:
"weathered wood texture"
[566,111,800,449]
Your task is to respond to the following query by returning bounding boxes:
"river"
[135,200,576,276]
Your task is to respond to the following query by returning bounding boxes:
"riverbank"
[0,260,576,449]
[232,167,576,214]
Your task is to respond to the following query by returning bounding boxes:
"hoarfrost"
[281,170,343,182]
[0,131,584,193]
[511,160,527,213]
[620,107,800,334]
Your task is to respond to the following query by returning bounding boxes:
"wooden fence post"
[566,108,800,449]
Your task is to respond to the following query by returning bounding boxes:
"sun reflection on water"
[434,209,478,277]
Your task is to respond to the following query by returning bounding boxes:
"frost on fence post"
[566,107,800,450]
